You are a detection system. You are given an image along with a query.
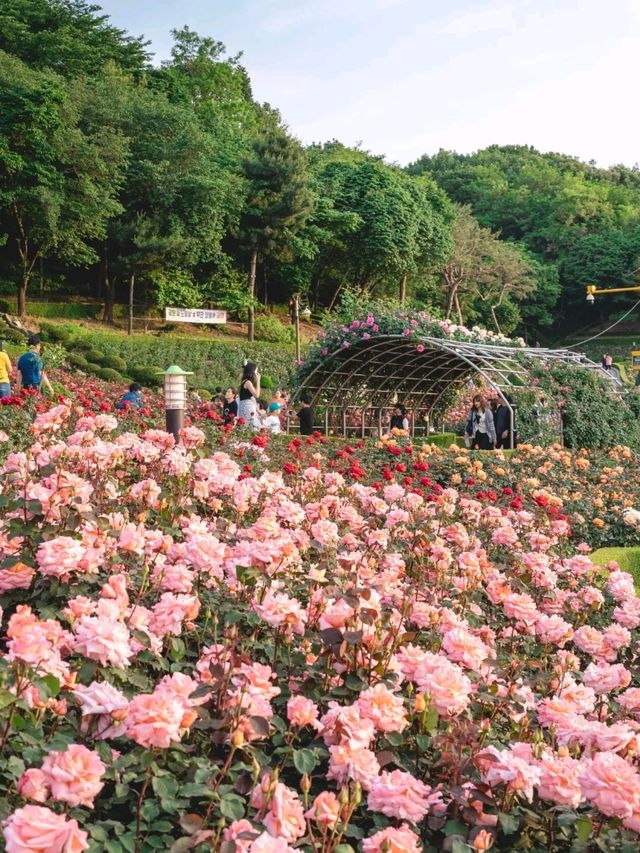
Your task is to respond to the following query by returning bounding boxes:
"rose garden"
[0,307,639,853]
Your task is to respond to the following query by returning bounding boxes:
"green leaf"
[293,748,317,775]
[219,793,245,820]
[444,820,468,836]
[498,812,519,834]
[0,688,16,711]
[575,816,592,841]
[152,775,179,800]
[424,707,439,734]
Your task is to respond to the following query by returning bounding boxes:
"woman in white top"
[465,394,496,450]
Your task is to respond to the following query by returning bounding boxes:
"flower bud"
[414,694,427,713]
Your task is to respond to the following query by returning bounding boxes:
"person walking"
[0,341,12,399]
[465,394,496,450]
[492,395,512,449]
[237,362,261,430]
[16,335,52,394]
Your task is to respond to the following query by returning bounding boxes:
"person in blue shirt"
[16,336,52,394]
[116,382,144,410]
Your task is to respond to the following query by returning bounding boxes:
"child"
[262,401,283,434]
[116,382,144,410]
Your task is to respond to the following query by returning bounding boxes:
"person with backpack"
[16,336,52,395]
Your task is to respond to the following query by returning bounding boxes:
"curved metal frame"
[291,335,616,438]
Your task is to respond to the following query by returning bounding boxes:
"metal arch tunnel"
[290,334,616,440]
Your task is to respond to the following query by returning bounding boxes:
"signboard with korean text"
[164,307,227,324]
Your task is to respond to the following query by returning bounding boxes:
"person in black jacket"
[492,395,512,449]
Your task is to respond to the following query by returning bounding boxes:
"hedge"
[67,330,294,391]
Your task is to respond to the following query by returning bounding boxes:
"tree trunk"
[128,273,135,336]
[17,276,27,318]
[490,304,502,334]
[399,273,407,305]
[103,273,116,324]
[311,275,320,312]
[263,264,269,309]
[454,294,464,326]
[247,248,257,342]
[327,280,345,313]
[39,258,44,295]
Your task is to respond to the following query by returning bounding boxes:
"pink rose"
[17,768,49,803]
[304,791,341,827]
[126,691,185,748]
[357,684,408,734]
[41,744,106,808]
[579,752,640,818]
[362,824,422,853]
[368,769,432,822]
[286,695,319,728]
[3,805,89,853]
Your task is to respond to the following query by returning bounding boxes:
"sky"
[98,0,640,168]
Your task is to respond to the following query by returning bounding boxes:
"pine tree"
[238,121,314,340]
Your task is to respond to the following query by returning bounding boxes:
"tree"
[237,120,314,340]
[410,145,640,333]
[438,206,535,333]
[101,85,235,323]
[293,144,452,311]
[0,0,149,77]
[0,50,126,316]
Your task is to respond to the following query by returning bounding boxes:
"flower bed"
[2,408,640,851]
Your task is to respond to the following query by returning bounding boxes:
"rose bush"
[1,406,640,851]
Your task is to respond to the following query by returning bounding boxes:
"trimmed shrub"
[98,367,125,383]
[197,389,212,401]
[67,353,89,370]
[102,355,128,373]
[39,322,76,346]
[0,323,24,345]
[254,314,295,344]
[260,374,273,390]
[85,348,105,365]
[129,365,163,387]
[423,433,465,448]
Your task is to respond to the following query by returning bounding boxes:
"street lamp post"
[157,365,193,442]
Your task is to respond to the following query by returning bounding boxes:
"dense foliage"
[2,2,639,341]
[409,147,640,335]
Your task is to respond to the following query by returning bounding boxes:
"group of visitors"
[0,335,53,399]
[601,354,614,370]
[465,394,513,450]
[215,362,314,435]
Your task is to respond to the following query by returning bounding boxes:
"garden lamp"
[156,365,193,441]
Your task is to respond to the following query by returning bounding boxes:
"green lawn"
[591,547,640,586]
